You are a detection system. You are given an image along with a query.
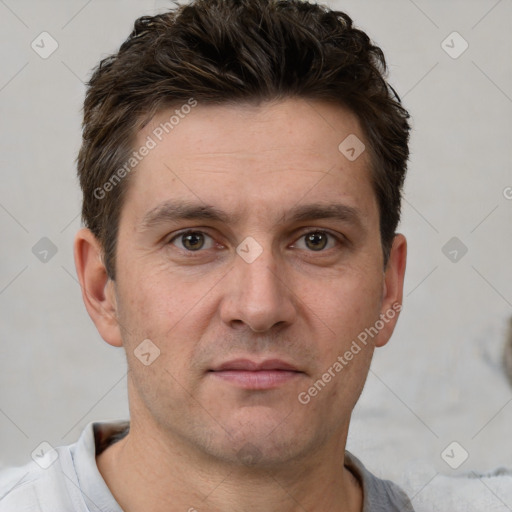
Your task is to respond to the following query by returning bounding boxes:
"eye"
[169,231,215,252]
[293,230,340,252]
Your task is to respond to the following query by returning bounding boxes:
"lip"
[212,358,300,372]
[209,359,303,390]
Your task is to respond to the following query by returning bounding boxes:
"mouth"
[208,358,304,390]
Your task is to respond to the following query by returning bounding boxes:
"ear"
[74,228,123,347]
[374,233,407,348]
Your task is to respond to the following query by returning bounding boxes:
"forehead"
[121,98,378,229]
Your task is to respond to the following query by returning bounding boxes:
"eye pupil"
[305,232,328,251]
[183,232,204,251]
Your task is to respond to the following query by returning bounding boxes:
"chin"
[208,418,319,469]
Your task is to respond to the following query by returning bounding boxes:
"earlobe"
[374,234,407,348]
[73,228,123,347]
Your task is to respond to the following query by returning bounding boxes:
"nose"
[219,244,297,333]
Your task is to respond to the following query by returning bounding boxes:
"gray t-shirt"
[0,420,415,511]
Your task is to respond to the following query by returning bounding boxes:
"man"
[0,0,413,510]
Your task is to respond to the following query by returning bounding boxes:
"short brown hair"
[77,0,410,280]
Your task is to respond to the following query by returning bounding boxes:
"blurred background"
[0,0,511,504]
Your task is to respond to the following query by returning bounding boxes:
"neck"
[96,419,362,512]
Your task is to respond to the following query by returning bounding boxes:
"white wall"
[1,0,511,503]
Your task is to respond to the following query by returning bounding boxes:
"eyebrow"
[139,200,365,232]
[139,201,239,231]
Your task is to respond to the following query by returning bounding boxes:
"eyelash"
[167,229,344,255]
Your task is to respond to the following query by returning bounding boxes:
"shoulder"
[0,446,81,512]
[0,420,128,512]
[345,451,416,512]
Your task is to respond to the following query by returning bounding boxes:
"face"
[81,98,405,468]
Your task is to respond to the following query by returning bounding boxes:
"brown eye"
[292,230,340,252]
[170,231,214,251]
[182,232,204,250]
[304,232,329,251]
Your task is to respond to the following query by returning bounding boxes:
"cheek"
[316,271,383,343]
[117,258,194,321]
[115,265,217,368]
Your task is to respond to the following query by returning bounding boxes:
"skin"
[74,98,407,512]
